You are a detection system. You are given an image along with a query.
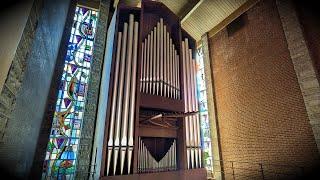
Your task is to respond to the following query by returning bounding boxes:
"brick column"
[201,33,223,180]
[276,0,320,152]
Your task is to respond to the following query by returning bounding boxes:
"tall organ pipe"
[169,39,173,98]
[113,22,128,175]
[174,51,178,99]
[182,41,190,169]
[150,31,154,94]
[146,34,151,94]
[166,32,170,98]
[127,21,139,174]
[142,41,146,93]
[163,25,167,97]
[138,137,141,172]
[176,53,180,99]
[172,48,176,99]
[141,42,145,93]
[140,42,144,93]
[120,14,134,175]
[153,27,157,95]
[185,39,195,169]
[106,32,122,176]
[190,50,196,113]
[160,19,164,96]
[189,48,198,168]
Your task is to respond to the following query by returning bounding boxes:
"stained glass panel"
[196,46,214,172]
[42,6,98,179]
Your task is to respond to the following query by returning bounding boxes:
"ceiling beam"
[78,0,100,10]
[179,0,204,22]
[117,0,140,7]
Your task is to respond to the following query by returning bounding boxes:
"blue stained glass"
[196,46,214,172]
[42,6,98,180]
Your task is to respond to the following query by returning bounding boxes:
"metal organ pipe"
[176,53,179,99]
[106,14,141,176]
[137,138,176,173]
[106,31,122,176]
[127,21,139,174]
[156,22,160,96]
[166,32,171,98]
[120,14,134,175]
[153,27,157,95]
[160,19,164,97]
[140,42,144,93]
[105,10,203,177]
[188,48,198,168]
[146,34,151,94]
[150,31,154,95]
[172,47,176,99]
[182,37,202,169]
[163,25,167,97]
[113,22,128,175]
[138,137,141,173]
[182,41,190,169]
[185,38,195,169]
[169,39,173,98]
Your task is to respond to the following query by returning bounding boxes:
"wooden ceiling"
[119,0,259,41]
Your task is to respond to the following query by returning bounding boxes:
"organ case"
[101,1,206,179]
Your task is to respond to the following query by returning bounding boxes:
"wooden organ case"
[101,1,207,179]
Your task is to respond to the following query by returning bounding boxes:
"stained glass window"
[196,46,214,172]
[42,6,98,179]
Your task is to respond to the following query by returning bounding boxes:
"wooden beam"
[179,0,204,22]
[118,0,140,7]
[77,0,100,10]
[207,0,259,39]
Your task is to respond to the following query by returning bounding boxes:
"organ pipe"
[106,31,122,176]
[137,138,177,173]
[156,22,160,96]
[138,19,180,100]
[166,32,170,98]
[106,14,141,176]
[182,37,202,169]
[153,27,156,95]
[120,14,134,175]
[146,34,151,94]
[128,21,139,174]
[160,19,164,97]
[163,25,167,97]
[140,42,144,93]
[112,22,128,175]
[106,13,202,176]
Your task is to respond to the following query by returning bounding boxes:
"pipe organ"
[101,1,206,179]
[140,18,180,99]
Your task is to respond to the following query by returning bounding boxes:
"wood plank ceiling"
[120,0,258,41]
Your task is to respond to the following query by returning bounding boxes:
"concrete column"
[201,33,223,180]
[277,0,320,152]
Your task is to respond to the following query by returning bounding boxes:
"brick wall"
[208,0,320,179]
